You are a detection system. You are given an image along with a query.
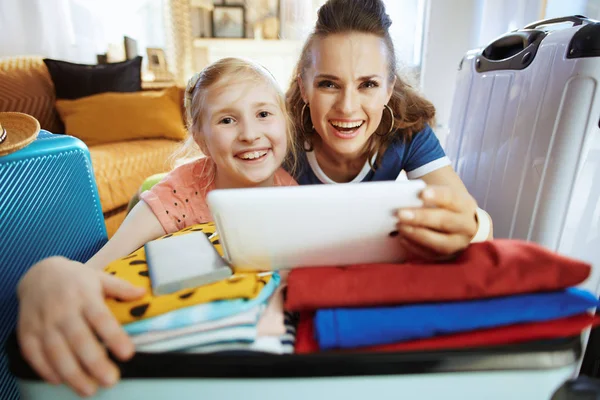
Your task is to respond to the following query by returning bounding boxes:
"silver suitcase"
[445,15,600,295]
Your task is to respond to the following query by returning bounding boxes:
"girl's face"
[198,79,288,188]
[300,32,395,159]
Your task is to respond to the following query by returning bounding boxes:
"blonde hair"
[285,0,435,168]
[170,57,299,179]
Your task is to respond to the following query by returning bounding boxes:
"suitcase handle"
[524,15,589,29]
[482,31,544,61]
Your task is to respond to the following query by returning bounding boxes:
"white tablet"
[206,179,426,271]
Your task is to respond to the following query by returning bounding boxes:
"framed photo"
[224,0,246,5]
[145,47,173,82]
[212,5,246,38]
[146,48,167,71]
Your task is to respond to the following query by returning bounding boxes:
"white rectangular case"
[445,16,600,295]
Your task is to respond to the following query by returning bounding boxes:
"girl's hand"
[396,185,479,261]
[17,256,145,397]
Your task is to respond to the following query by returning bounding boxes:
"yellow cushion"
[55,86,186,146]
[104,222,271,324]
[89,138,180,214]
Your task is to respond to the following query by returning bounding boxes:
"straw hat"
[0,112,40,157]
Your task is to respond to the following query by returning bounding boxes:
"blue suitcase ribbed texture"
[0,130,107,399]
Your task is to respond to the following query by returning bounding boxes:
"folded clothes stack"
[285,240,600,354]
[104,223,295,355]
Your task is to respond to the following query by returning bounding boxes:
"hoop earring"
[300,103,314,133]
[300,103,316,151]
[376,104,395,137]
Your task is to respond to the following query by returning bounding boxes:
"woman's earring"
[300,103,314,132]
[300,102,315,151]
[376,104,395,137]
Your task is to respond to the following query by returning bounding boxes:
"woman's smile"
[328,119,365,139]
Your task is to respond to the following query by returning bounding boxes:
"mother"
[286,0,492,258]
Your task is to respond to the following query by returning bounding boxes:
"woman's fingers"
[397,207,475,236]
[420,185,477,214]
[397,224,470,257]
[43,330,98,397]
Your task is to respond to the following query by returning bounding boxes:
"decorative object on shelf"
[147,48,168,71]
[96,54,108,64]
[212,5,246,38]
[107,42,127,63]
[146,48,173,82]
[261,15,279,39]
[124,36,139,60]
[246,0,280,39]
[190,4,213,38]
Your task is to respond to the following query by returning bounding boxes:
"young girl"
[16,57,298,397]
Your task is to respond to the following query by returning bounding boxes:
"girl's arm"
[86,201,166,270]
[17,200,166,397]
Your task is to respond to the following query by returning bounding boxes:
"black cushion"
[43,56,143,100]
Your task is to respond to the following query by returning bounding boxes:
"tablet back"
[206,180,426,271]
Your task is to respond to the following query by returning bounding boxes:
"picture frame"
[146,48,167,71]
[212,5,246,38]
[224,0,246,5]
[145,47,173,82]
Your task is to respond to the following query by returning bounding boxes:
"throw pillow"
[55,86,187,146]
[43,56,142,100]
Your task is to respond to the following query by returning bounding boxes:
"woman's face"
[300,32,395,159]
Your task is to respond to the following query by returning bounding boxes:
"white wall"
[419,0,479,146]
[419,0,543,146]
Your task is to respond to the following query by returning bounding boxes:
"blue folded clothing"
[314,287,599,350]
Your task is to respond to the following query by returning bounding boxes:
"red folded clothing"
[295,312,600,354]
[286,239,590,311]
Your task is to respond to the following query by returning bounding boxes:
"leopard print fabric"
[104,222,271,325]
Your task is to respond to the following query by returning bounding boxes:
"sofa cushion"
[43,56,143,100]
[56,86,187,146]
[0,56,63,133]
[90,138,181,214]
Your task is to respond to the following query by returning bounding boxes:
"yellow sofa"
[0,56,182,237]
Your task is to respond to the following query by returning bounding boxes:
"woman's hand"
[17,256,146,397]
[396,185,479,261]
